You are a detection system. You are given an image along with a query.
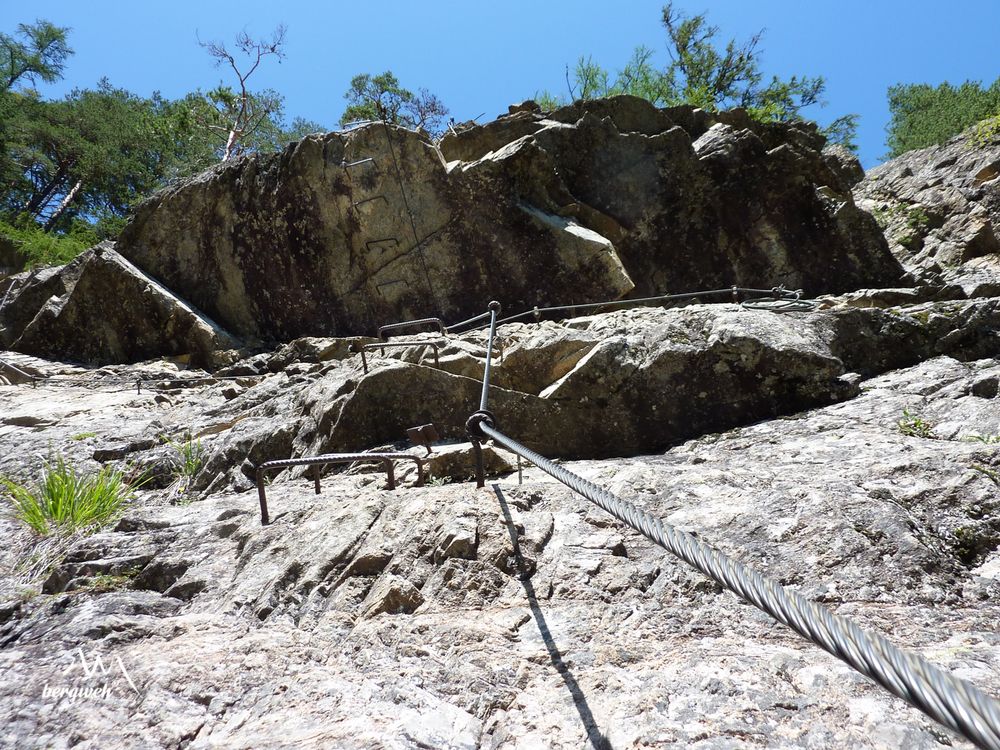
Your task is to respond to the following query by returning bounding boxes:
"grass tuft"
[2,455,137,536]
[898,408,935,439]
[171,433,204,494]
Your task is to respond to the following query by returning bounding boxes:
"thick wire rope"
[467,315,1000,750]
[471,418,1000,749]
[479,302,500,412]
[474,419,1000,748]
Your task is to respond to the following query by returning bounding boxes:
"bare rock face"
[113,97,900,343]
[116,122,633,342]
[855,125,1000,296]
[2,100,1000,750]
[0,243,238,367]
[0,352,998,748]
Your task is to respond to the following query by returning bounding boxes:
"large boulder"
[0,243,238,367]
[293,299,999,463]
[117,124,634,342]
[115,97,901,343]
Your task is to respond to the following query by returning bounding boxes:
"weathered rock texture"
[1,101,1000,750]
[855,124,1000,296]
[0,243,237,367]
[0,350,998,749]
[113,97,899,342]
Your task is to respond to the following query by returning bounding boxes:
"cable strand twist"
[478,421,1000,750]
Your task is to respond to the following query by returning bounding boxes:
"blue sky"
[5,0,999,168]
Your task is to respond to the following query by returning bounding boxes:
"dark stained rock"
[2,243,238,367]
[0,265,72,348]
[114,97,901,344]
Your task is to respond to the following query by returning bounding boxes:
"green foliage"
[197,26,289,161]
[821,114,859,153]
[540,3,857,150]
[0,20,72,91]
[897,408,935,439]
[70,432,97,441]
[965,433,1000,445]
[885,79,1000,158]
[0,20,319,239]
[79,569,139,593]
[341,71,448,135]
[2,455,138,536]
[186,85,287,162]
[900,206,931,247]
[0,216,93,268]
[5,79,219,231]
[974,115,1000,148]
[868,203,934,249]
[284,116,326,142]
[172,433,204,483]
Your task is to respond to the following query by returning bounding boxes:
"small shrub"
[77,569,140,593]
[169,434,205,502]
[898,409,935,439]
[70,432,97,441]
[974,115,1000,148]
[1,455,137,536]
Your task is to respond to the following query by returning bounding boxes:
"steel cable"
[475,419,1000,750]
[462,285,814,332]
[479,301,500,412]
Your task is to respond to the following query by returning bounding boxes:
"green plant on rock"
[173,433,204,480]
[898,408,935,439]
[974,114,1000,147]
[970,463,1000,486]
[964,433,1000,445]
[897,206,932,248]
[77,567,140,593]
[1,454,138,535]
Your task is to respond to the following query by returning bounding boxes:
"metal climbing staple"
[349,339,443,374]
[254,452,426,525]
[378,317,447,339]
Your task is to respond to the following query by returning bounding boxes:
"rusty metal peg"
[365,238,399,253]
[406,424,440,456]
[354,195,389,208]
[349,340,370,374]
[254,452,426,525]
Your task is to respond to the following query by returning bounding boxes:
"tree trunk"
[24,170,67,217]
[24,158,77,217]
[42,179,82,231]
